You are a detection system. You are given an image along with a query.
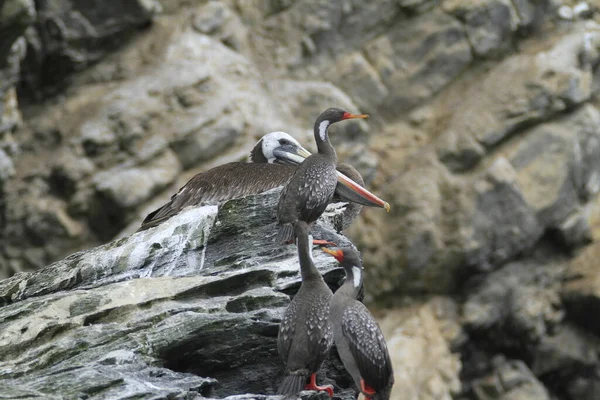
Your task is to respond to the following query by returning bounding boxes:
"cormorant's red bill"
[321,248,344,262]
[342,112,369,120]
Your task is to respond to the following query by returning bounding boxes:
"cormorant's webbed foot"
[360,378,376,399]
[305,373,334,398]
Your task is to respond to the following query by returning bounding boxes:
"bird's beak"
[321,247,344,262]
[335,171,390,212]
[272,142,389,212]
[272,145,313,165]
[343,113,369,120]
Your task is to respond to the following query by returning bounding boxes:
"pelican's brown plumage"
[139,129,389,232]
[139,132,309,231]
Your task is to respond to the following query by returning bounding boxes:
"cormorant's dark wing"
[278,299,298,363]
[139,163,297,231]
[297,161,338,225]
[304,290,334,366]
[341,303,393,391]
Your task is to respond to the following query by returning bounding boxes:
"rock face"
[0,188,356,399]
[3,0,600,399]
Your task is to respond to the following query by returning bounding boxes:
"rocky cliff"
[0,189,358,399]
[2,0,600,399]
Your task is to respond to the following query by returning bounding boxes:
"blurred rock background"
[2,0,600,398]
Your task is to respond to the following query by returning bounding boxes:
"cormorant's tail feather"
[277,374,307,396]
[276,224,295,244]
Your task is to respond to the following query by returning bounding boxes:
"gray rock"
[566,371,600,400]
[530,323,599,376]
[443,0,518,58]
[91,150,181,238]
[0,188,356,399]
[0,0,34,134]
[193,1,230,34]
[437,27,597,171]
[192,2,249,52]
[397,0,440,14]
[0,148,15,182]
[50,149,95,197]
[511,0,550,28]
[273,80,370,144]
[364,10,473,112]
[463,254,565,344]
[562,241,600,335]
[19,0,160,95]
[472,358,551,400]
[0,0,35,72]
[171,110,244,169]
[466,158,543,271]
[329,52,389,110]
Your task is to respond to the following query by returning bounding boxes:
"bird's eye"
[279,139,289,145]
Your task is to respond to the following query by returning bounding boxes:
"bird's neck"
[249,140,267,163]
[338,267,363,299]
[314,119,338,161]
[296,232,322,281]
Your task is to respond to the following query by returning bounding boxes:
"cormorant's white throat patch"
[319,121,330,141]
[352,266,361,288]
[308,234,315,264]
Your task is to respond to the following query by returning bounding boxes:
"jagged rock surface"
[3,0,600,399]
[0,188,356,399]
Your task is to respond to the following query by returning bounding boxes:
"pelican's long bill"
[335,171,390,211]
[273,145,312,166]
[273,140,390,212]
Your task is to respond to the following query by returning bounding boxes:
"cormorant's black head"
[316,108,369,126]
[313,108,369,150]
[322,247,364,289]
[321,247,362,269]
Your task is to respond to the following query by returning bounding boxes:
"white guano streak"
[319,121,330,141]
[352,266,361,288]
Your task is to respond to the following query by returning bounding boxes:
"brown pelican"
[277,221,334,397]
[139,132,309,230]
[276,108,369,243]
[138,130,389,231]
[322,247,394,400]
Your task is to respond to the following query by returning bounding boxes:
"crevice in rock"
[175,269,276,300]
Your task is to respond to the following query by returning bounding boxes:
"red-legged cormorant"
[322,247,394,400]
[276,108,370,243]
[277,221,334,397]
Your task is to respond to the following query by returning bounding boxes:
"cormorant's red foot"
[361,379,376,399]
[305,373,334,398]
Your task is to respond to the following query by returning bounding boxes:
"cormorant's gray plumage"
[323,247,394,400]
[277,108,369,243]
[277,221,333,396]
